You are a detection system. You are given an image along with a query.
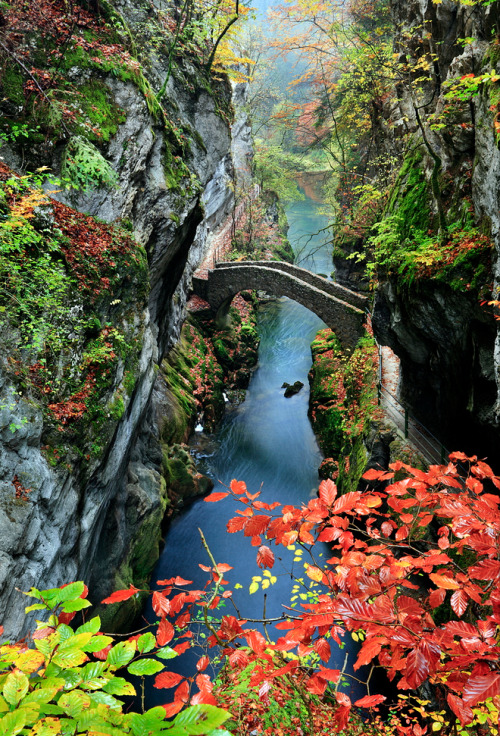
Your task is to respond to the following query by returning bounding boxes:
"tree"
[3,453,500,733]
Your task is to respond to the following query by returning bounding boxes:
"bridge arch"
[192,261,367,351]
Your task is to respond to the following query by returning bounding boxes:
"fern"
[62,136,118,191]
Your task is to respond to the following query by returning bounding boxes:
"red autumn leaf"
[305,674,327,695]
[429,573,460,590]
[93,643,112,661]
[101,585,139,604]
[58,611,76,625]
[354,694,386,708]
[450,589,469,617]
[174,680,190,702]
[214,563,233,573]
[428,588,446,608]
[463,672,500,705]
[317,667,340,682]
[196,655,209,672]
[227,516,246,533]
[152,591,171,617]
[243,515,271,537]
[229,648,249,668]
[363,469,394,481]
[334,705,351,731]
[319,478,337,505]
[154,671,183,689]
[230,479,247,494]
[354,637,383,669]
[395,525,409,541]
[336,692,351,707]
[256,545,275,569]
[469,558,500,580]
[245,630,267,655]
[191,689,217,705]
[156,618,174,646]
[195,673,212,692]
[173,642,191,655]
[447,694,474,726]
[204,492,229,502]
[314,637,331,662]
[405,647,430,689]
[333,491,361,514]
[161,701,184,718]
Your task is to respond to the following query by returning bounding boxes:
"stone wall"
[194,263,366,350]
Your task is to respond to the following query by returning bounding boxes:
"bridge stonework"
[192,261,367,351]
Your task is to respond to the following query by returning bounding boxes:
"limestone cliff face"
[0,0,252,637]
[371,0,500,459]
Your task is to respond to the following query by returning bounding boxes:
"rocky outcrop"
[369,0,500,461]
[0,0,251,637]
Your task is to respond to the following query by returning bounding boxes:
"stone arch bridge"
[192,261,368,350]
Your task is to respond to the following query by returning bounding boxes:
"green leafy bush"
[0,583,230,736]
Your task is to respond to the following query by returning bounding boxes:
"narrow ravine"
[144,194,364,707]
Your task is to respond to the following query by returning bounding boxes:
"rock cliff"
[370,0,500,460]
[0,0,252,637]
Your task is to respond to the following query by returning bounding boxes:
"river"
[144,195,364,707]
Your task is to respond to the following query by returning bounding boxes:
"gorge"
[1,0,500,732]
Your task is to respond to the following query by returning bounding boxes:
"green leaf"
[90,691,122,710]
[60,598,91,613]
[76,617,101,635]
[172,705,230,735]
[146,707,169,720]
[83,635,113,653]
[22,687,60,705]
[156,647,178,661]
[57,625,74,642]
[130,711,166,736]
[81,662,107,682]
[0,709,27,735]
[58,691,91,718]
[52,649,88,669]
[55,582,85,604]
[137,633,156,654]
[17,701,40,726]
[41,704,64,716]
[24,603,47,613]
[76,710,124,735]
[102,677,136,697]
[39,583,84,609]
[24,587,42,601]
[59,718,77,735]
[127,659,164,676]
[3,670,29,705]
[59,671,83,690]
[34,633,59,658]
[106,641,136,669]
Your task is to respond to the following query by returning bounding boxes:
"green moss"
[487,40,500,68]
[337,434,368,495]
[108,395,125,421]
[76,80,127,143]
[386,149,431,238]
[309,329,378,493]
[1,66,25,107]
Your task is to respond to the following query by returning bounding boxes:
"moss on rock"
[308,329,379,494]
